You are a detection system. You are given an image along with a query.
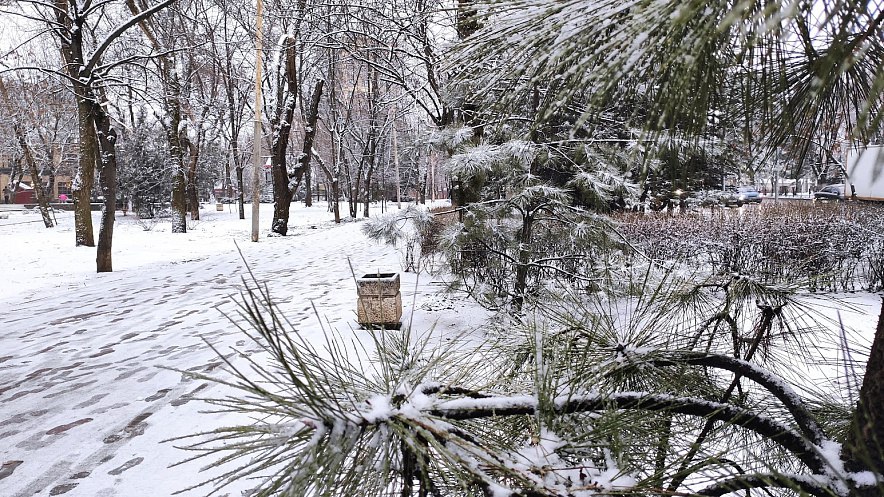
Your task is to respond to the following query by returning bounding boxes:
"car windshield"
[738,187,757,193]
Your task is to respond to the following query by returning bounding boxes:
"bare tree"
[265,0,314,236]
[0,77,54,227]
[126,0,191,232]
[213,0,251,219]
[3,0,179,270]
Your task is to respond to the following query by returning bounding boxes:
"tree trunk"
[362,65,379,218]
[93,105,118,273]
[845,297,884,496]
[270,35,299,236]
[270,76,323,235]
[164,58,188,234]
[331,178,340,223]
[345,153,361,219]
[362,167,373,218]
[304,160,313,207]
[17,123,54,228]
[222,13,245,220]
[56,4,97,247]
[291,80,325,225]
[72,93,98,246]
[170,160,187,233]
[295,80,324,207]
[224,153,233,201]
[125,2,187,232]
[0,77,53,228]
[236,165,245,219]
[4,156,22,204]
[186,139,200,220]
[314,142,340,225]
[512,210,534,311]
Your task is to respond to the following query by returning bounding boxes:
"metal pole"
[251,0,263,242]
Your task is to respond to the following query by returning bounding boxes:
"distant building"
[0,168,73,204]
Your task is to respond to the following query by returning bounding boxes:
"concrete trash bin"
[356,272,402,327]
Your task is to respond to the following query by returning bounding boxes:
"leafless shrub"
[134,214,159,231]
[421,206,457,257]
[616,202,884,292]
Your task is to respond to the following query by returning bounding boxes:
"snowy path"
[0,205,486,497]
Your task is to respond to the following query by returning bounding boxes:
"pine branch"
[429,392,829,474]
[697,473,844,497]
[644,351,827,445]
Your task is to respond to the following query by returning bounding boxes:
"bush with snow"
[617,202,884,292]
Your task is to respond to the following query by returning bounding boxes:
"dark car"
[814,184,846,201]
[737,186,763,204]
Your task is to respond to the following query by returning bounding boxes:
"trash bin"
[356,272,402,328]
[216,203,224,211]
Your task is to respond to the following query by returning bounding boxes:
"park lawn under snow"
[0,201,490,497]
[0,201,880,496]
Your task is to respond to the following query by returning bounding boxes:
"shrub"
[616,202,884,292]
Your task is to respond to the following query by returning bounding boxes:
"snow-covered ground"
[0,201,489,497]
[0,201,881,497]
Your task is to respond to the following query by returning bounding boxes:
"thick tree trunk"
[72,95,98,246]
[270,36,299,236]
[164,59,188,234]
[845,297,884,496]
[93,106,118,273]
[56,3,97,247]
[53,0,174,270]
[271,79,323,235]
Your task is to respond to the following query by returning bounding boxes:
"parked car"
[690,189,743,207]
[737,186,763,204]
[814,184,846,201]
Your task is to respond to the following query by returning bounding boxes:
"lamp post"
[251,0,263,242]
